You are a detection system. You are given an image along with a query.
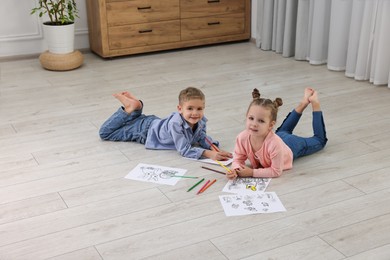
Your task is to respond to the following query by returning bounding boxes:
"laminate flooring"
[1,42,390,260]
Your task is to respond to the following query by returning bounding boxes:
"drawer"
[108,20,181,49]
[181,13,245,41]
[181,0,245,18]
[106,0,179,26]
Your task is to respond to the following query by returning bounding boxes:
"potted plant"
[31,0,79,54]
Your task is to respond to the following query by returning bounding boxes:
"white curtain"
[256,0,390,87]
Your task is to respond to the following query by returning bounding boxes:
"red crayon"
[199,179,217,194]
[197,180,210,195]
[205,137,220,152]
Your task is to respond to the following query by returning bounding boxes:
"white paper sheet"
[125,163,187,186]
[219,192,286,216]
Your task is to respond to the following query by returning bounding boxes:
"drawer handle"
[139,29,153,33]
[208,0,220,3]
[138,6,152,10]
[208,21,220,26]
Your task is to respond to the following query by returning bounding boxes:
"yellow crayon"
[215,160,232,174]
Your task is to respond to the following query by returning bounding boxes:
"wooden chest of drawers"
[86,0,251,58]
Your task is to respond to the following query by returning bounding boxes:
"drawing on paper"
[125,163,187,185]
[139,166,180,180]
[219,192,286,216]
[222,177,271,194]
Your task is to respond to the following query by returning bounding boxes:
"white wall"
[0,0,257,58]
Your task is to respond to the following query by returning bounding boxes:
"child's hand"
[236,165,253,177]
[201,150,232,161]
[226,169,238,180]
[214,150,233,161]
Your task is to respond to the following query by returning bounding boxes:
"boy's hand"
[214,150,233,161]
[202,150,232,161]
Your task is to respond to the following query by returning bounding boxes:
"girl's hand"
[226,169,238,180]
[236,165,253,177]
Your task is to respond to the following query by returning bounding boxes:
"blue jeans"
[99,105,159,144]
[276,110,328,159]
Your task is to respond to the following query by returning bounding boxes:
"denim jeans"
[276,109,328,159]
[99,106,159,144]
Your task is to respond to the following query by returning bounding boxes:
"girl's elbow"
[272,170,283,178]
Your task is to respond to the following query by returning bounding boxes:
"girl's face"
[246,105,275,138]
[177,98,205,128]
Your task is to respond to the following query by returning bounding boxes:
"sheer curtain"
[256,0,390,87]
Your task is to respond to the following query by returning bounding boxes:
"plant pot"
[43,22,75,54]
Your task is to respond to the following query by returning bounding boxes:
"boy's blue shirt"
[145,112,218,159]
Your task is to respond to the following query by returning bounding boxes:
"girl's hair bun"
[252,88,261,100]
[273,98,283,108]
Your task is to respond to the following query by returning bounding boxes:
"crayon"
[197,179,210,195]
[201,166,226,175]
[187,178,205,192]
[171,175,198,179]
[199,179,217,194]
[215,160,232,173]
[205,137,220,152]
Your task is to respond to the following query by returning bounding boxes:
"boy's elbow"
[99,129,110,140]
[178,149,188,158]
[179,148,200,160]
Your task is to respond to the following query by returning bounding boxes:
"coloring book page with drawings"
[125,163,187,185]
[219,192,286,216]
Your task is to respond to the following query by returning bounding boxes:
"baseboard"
[0,48,91,62]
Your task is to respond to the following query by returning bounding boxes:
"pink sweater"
[232,130,293,178]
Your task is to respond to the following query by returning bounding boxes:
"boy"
[99,87,232,160]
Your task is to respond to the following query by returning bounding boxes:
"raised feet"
[309,90,321,111]
[303,88,314,105]
[113,91,142,114]
[295,87,314,114]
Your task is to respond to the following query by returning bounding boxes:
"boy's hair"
[248,88,283,122]
[178,87,205,104]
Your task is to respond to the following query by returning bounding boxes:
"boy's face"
[177,98,205,128]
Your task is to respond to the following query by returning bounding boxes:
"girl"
[228,88,327,179]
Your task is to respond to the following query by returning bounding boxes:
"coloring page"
[222,177,271,194]
[125,163,187,185]
[219,192,286,216]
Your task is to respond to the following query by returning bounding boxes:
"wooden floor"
[1,42,390,260]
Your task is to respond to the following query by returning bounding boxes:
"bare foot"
[113,93,142,114]
[295,88,314,114]
[309,90,321,111]
[303,88,314,105]
[121,91,137,99]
